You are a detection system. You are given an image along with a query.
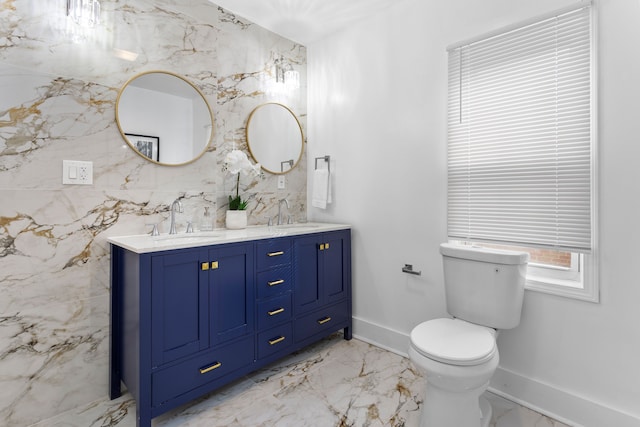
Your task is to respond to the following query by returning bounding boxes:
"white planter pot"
[225,210,247,229]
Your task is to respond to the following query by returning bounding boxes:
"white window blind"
[447,4,593,253]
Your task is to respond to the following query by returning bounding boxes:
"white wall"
[307,0,640,425]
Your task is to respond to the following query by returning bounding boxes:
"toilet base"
[480,395,492,427]
[419,384,493,427]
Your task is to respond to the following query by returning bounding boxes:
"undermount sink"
[275,224,320,230]
[153,232,222,242]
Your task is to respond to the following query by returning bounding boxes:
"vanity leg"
[109,246,123,399]
[343,325,352,340]
[137,407,152,427]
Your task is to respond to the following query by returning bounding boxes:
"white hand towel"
[312,168,330,209]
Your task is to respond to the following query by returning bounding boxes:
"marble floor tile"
[486,393,572,427]
[32,334,570,427]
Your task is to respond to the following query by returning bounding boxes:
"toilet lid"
[410,318,496,366]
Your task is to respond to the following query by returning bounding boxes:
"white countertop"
[107,222,351,254]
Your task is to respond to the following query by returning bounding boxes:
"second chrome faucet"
[169,198,183,234]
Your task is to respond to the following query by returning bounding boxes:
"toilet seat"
[410,318,496,366]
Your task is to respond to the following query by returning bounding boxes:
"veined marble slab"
[0,0,307,425]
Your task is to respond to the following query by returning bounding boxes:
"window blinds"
[447,4,593,253]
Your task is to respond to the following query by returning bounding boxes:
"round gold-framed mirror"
[246,103,304,175]
[115,71,214,166]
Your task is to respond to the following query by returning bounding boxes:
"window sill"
[525,274,599,303]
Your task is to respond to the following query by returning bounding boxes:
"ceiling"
[210,0,400,45]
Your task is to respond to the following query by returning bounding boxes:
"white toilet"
[409,243,528,427]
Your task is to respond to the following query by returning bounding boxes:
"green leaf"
[228,195,247,210]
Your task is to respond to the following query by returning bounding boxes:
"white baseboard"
[352,316,640,427]
[352,316,411,358]
[489,367,640,427]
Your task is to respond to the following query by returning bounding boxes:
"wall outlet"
[63,160,93,185]
[277,175,286,189]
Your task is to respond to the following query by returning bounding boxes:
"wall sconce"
[275,56,300,89]
[67,0,101,27]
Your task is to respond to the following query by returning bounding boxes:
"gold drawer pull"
[199,361,222,374]
[317,316,332,325]
[267,251,284,257]
[268,308,285,316]
[201,262,209,271]
[268,279,285,287]
[269,336,286,345]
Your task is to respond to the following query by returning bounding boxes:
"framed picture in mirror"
[125,134,160,162]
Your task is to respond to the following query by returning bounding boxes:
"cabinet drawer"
[257,323,293,359]
[152,337,253,407]
[256,239,292,270]
[294,300,349,343]
[257,293,292,330]
[256,266,292,299]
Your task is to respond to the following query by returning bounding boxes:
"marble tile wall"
[0,1,307,425]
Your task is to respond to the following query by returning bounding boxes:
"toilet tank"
[440,243,529,330]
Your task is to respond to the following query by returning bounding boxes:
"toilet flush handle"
[402,264,422,276]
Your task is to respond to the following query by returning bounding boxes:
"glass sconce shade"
[67,0,101,27]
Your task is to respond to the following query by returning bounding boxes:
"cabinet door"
[293,234,322,313]
[151,249,209,367]
[322,230,349,305]
[293,230,350,313]
[208,243,255,345]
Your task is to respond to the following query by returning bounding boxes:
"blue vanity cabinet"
[110,241,255,427]
[109,226,351,427]
[293,229,352,344]
[151,242,255,410]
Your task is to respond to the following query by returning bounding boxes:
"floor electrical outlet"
[63,160,93,185]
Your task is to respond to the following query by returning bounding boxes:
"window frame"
[526,252,598,302]
[446,1,599,303]
[450,240,598,302]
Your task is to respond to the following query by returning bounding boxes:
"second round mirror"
[246,103,304,174]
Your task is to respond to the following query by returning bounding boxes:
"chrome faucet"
[277,198,290,225]
[169,198,183,234]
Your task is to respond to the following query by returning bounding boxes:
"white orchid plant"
[223,149,262,210]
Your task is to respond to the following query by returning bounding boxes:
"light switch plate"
[277,175,286,189]
[63,160,93,185]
